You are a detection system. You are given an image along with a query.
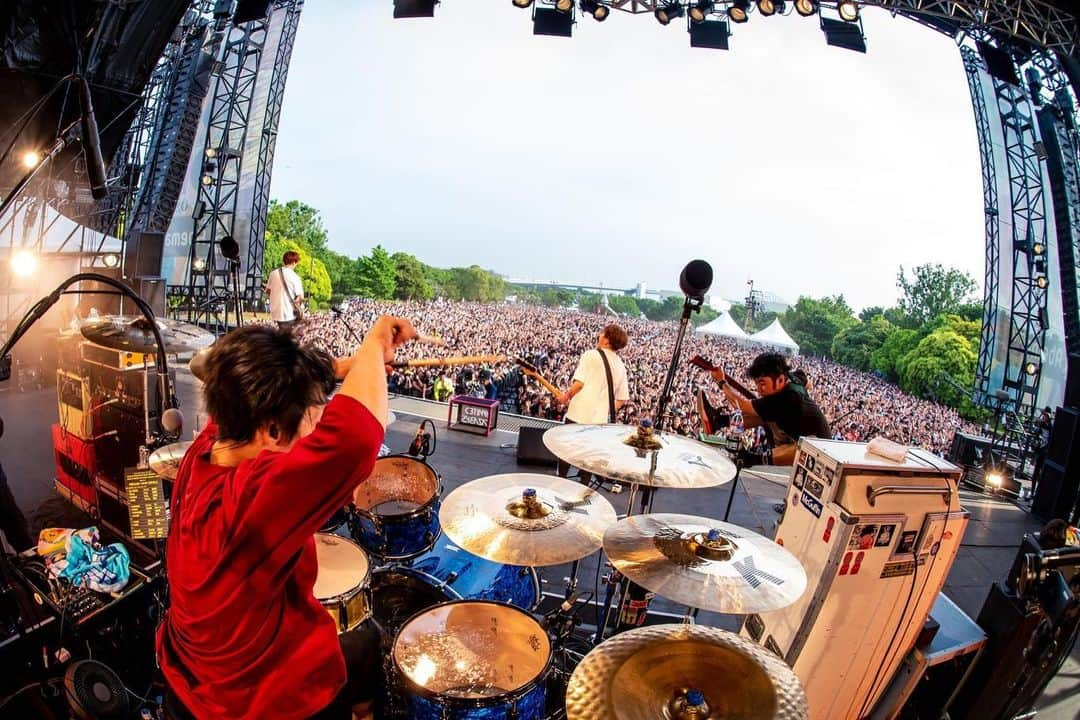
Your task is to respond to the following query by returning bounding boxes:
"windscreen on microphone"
[679,259,713,299]
[161,407,184,435]
[77,77,108,200]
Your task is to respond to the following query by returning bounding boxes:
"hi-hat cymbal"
[566,624,808,720]
[439,474,617,566]
[603,513,806,614]
[148,441,193,480]
[81,315,215,355]
[542,424,736,489]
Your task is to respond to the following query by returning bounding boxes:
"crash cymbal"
[566,624,808,720]
[81,315,215,355]
[603,513,806,614]
[148,441,193,480]
[439,474,617,566]
[542,424,736,489]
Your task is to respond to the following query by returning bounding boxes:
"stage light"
[689,1,714,22]
[837,0,858,21]
[533,6,574,36]
[985,469,1004,488]
[1025,361,1038,375]
[654,2,684,24]
[757,0,782,16]
[393,0,437,18]
[555,0,573,11]
[102,253,120,268]
[689,18,730,49]
[513,0,533,6]
[795,0,817,15]
[201,174,214,186]
[1033,242,1045,256]
[580,0,608,20]
[205,147,218,159]
[193,258,208,272]
[11,250,36,277]
[1036,275,1048,289]
[22,151,41,169]
[728,0,750,23]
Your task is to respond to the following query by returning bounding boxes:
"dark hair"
[282,250,301,266]
[747,352,791,380]
[202,325,336,443]
[603,324,629,351]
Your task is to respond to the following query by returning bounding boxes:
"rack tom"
[353,455,442,560]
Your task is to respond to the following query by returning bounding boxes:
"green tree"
[870,327,919,380]
[898,328,978,413]
[392,252,433,300]
[608,295,641,317]
[450,266,504,301]
[265,199,329,255]
[782,295,858,358]
[831,317,894,371]
[356,245,396,299]
[896,263,978,328]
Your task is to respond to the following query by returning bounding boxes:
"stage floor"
[1,372,1078,719]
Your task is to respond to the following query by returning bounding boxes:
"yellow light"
[11,250,37,277]
[838,0,858,21]
[201,174,214,186]
[1036,276,1048,289]
[985,471,1003,487]
[102,253,120,268]
[22,151,41,169]
[193,258,208,272]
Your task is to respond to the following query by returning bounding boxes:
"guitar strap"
[278,267,302,319]
[597,349,616,423]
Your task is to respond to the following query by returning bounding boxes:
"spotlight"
[193,258,207,272]
[837,0,858,21]
[201,174,214,186]
[1033,242,1045,255]
[393,0,437,18]
[11,250,36,277]
[513,0,533,6]
[580,0,608,20]
[985,469,1004,488]
[757,0,781,15]
[534,6,574,35]
[102,253,120,268]
[728,0,750,23]
[1036,275,1048,289]
[1025,361,1038,375]
[555,0,573,11]
[655,2,684,24]
[689,1,714,22]
[22,151,41,169]
[795,0,817,15]
[204,147,218,159]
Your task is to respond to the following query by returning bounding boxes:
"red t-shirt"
[156,395,384,719]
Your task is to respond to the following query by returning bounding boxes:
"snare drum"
[353,455,442,560]
[313,532,371,633]
[371,540,540,638]
[393,600,551,720]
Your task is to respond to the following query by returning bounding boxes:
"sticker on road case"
[800,491,823,517]
[880,560,916,578]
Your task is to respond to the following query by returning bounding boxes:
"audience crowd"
[295,298,976,456]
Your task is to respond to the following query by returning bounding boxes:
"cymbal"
[148,441,193,480]
[188,345,212,381]
[603,513,806,614]
[542,424,736,489]
[439,473,617,566]
[81,315,215,355]
[566,624,808,720]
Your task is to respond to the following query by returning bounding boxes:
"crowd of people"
[294,297,977,456]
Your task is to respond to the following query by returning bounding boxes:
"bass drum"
[371,540,540,638]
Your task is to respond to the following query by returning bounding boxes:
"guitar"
[688,355,756,398]
[513,357,564,400]
[386,354,562,399]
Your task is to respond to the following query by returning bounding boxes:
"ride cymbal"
[81,315,214,355]
[603,513,806,614]
[148,441,193,480]
[566,624,808,720]
[542,424,736,489]
[439,473,618,566]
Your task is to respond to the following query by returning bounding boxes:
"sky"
[267,1,986,312]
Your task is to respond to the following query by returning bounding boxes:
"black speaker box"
[1046,406,1080,462]
[1066,354,1080,408]
[123,231,164,279]
[516,426,558,467]
[1033,460,1079,522]
[234,0,273,24]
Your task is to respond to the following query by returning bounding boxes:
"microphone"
[679,260,713,300]
[76,77,108,200]
[329,305,343,315]
[161,407,184,435]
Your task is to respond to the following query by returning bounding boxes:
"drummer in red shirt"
[157,316,417,720]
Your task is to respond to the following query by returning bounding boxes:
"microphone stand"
[330,307,364,346]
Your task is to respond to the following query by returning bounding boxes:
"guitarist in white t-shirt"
[556,323,630,486]
[265,250,306,330]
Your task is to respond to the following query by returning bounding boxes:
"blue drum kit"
[304,423,812,720]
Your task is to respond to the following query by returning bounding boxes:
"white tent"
[695,311,749,340]
[749,318,800,355]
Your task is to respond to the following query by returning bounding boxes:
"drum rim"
[374,552,541,611]
[313,532,372,602]
[370,565,464,603]
[356,454,443,522]
[359,527,443,561]
[391,599,552,708]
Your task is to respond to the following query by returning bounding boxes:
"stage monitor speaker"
[516,426,558,467]
[131,277,166,317]
[1032,460,1079,522]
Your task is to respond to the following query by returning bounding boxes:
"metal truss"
[245,0,304,303]
[601,1,1079,57]
[171,15,270,331]
[963,46,1001,409]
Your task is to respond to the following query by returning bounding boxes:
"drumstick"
[417,333,447,347]
[389,354,509,369]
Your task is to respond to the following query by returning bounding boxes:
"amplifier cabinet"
[56,370,93,439]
